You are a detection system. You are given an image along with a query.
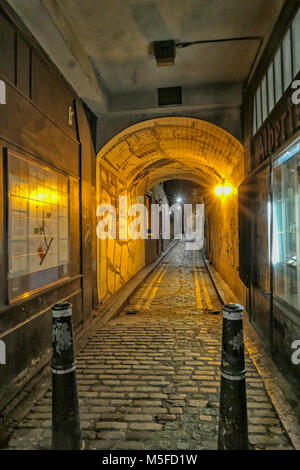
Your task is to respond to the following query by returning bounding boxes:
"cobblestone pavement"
[6,243,293,450]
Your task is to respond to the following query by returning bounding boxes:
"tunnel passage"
[96,117,245,303]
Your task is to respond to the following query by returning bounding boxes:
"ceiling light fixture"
[153,36,263,70]
[153,40,176,66]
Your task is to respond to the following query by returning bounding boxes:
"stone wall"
[96,161,169,303]
[0,10,97,408]
[206,160,247,305]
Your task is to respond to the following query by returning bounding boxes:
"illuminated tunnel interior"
[96,117,244,302]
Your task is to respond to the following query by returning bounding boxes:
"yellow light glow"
[28,189,58,203]
[51,191,58,203]
[214,185,223,196]
[224,185,233,196]
[29,191,36,201]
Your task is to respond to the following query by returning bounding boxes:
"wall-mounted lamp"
[224,185,233,196]
[214,184,233,197]
[214,186,224,197]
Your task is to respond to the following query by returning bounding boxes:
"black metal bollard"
[218,303,248,450]
[52,302,82,450]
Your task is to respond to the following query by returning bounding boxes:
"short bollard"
[218,303,248,450]
[52,302,82,450]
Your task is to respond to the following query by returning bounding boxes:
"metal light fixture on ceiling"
[153,40,176,66]
[153,36,263,72]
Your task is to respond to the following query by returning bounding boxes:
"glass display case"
[273,144,300,311]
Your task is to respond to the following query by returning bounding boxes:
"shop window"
[261,75,268,122]
[292,9,300,77]
[273,146,300,311]
[251,6,300,136]
[274,47,283,103]
[252,97,257,135]
[267,62,275,113]
[282,29,292,91]
[255,86,262,129]
[7,151,70,302]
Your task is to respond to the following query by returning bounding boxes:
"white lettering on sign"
[291,80,300,105]
[291,340,300,365]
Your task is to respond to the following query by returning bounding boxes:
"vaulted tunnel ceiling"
[97,117,244,194]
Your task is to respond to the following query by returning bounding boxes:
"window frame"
[252,6,300,136]
[4,148,71,304]
[271,133,300,315]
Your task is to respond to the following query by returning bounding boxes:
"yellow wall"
[97,162,146,303]
[206,160,246,305]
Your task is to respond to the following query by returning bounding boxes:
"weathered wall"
[96,159,168,303]
[96,107,242,153]
[0,8,96,408]
[206,160,247,305]
[97,162,145,302]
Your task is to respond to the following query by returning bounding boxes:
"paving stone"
[97,431,126,440]
[95,422,128,430]
[124,414,153,422]
[250,435,285,446]
[113,440,145,450]
[88,440,113,450]
[169,407,183,414]
[129,423,163,431]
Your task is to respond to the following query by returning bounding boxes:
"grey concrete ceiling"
[59,0,269,91]
[7,0,285,114]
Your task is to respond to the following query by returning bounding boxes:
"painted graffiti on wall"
[97,163,146,302]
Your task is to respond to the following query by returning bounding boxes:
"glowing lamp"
[214,186,223,196]
[224,185,233,196]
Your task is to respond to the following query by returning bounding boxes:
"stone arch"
[97,117,244,195]
[96,117,244,302]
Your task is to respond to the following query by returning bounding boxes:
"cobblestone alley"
[6,243,293,450]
